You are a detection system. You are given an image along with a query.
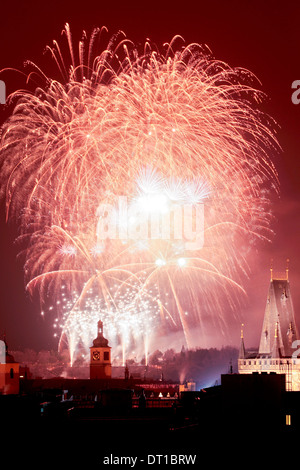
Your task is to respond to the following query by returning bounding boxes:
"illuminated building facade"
[90,320,112,379]
[0,338,20,394]
[238,263,300,391]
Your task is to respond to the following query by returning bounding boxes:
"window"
[104,351,110,361]
[10,368,14,379]
[286,415,292,426]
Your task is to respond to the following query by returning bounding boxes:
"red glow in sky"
[0,0,299,353]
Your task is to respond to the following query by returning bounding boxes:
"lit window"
[286,415,292,426]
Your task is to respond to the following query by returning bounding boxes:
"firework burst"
[0,24,279,363]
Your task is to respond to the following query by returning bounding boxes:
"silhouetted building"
[221,372,286,432]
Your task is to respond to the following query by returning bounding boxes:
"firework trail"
[0,24,279,363]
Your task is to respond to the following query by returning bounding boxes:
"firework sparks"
[57,283,162,366]
[0,24,279,364]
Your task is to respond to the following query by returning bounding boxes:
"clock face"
[92,350,100,361]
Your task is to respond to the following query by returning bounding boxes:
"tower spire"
[239,323,246,359]
[270,258,273,281]
[259,265,299,357]
[241,323,244,339]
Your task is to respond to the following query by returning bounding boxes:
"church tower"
[258,261,298,357]
[90,321,112,380]
[238,262,300,391]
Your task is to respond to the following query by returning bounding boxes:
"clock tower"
[90,320,112,379]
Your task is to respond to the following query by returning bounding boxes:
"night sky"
[0,0,299,352]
